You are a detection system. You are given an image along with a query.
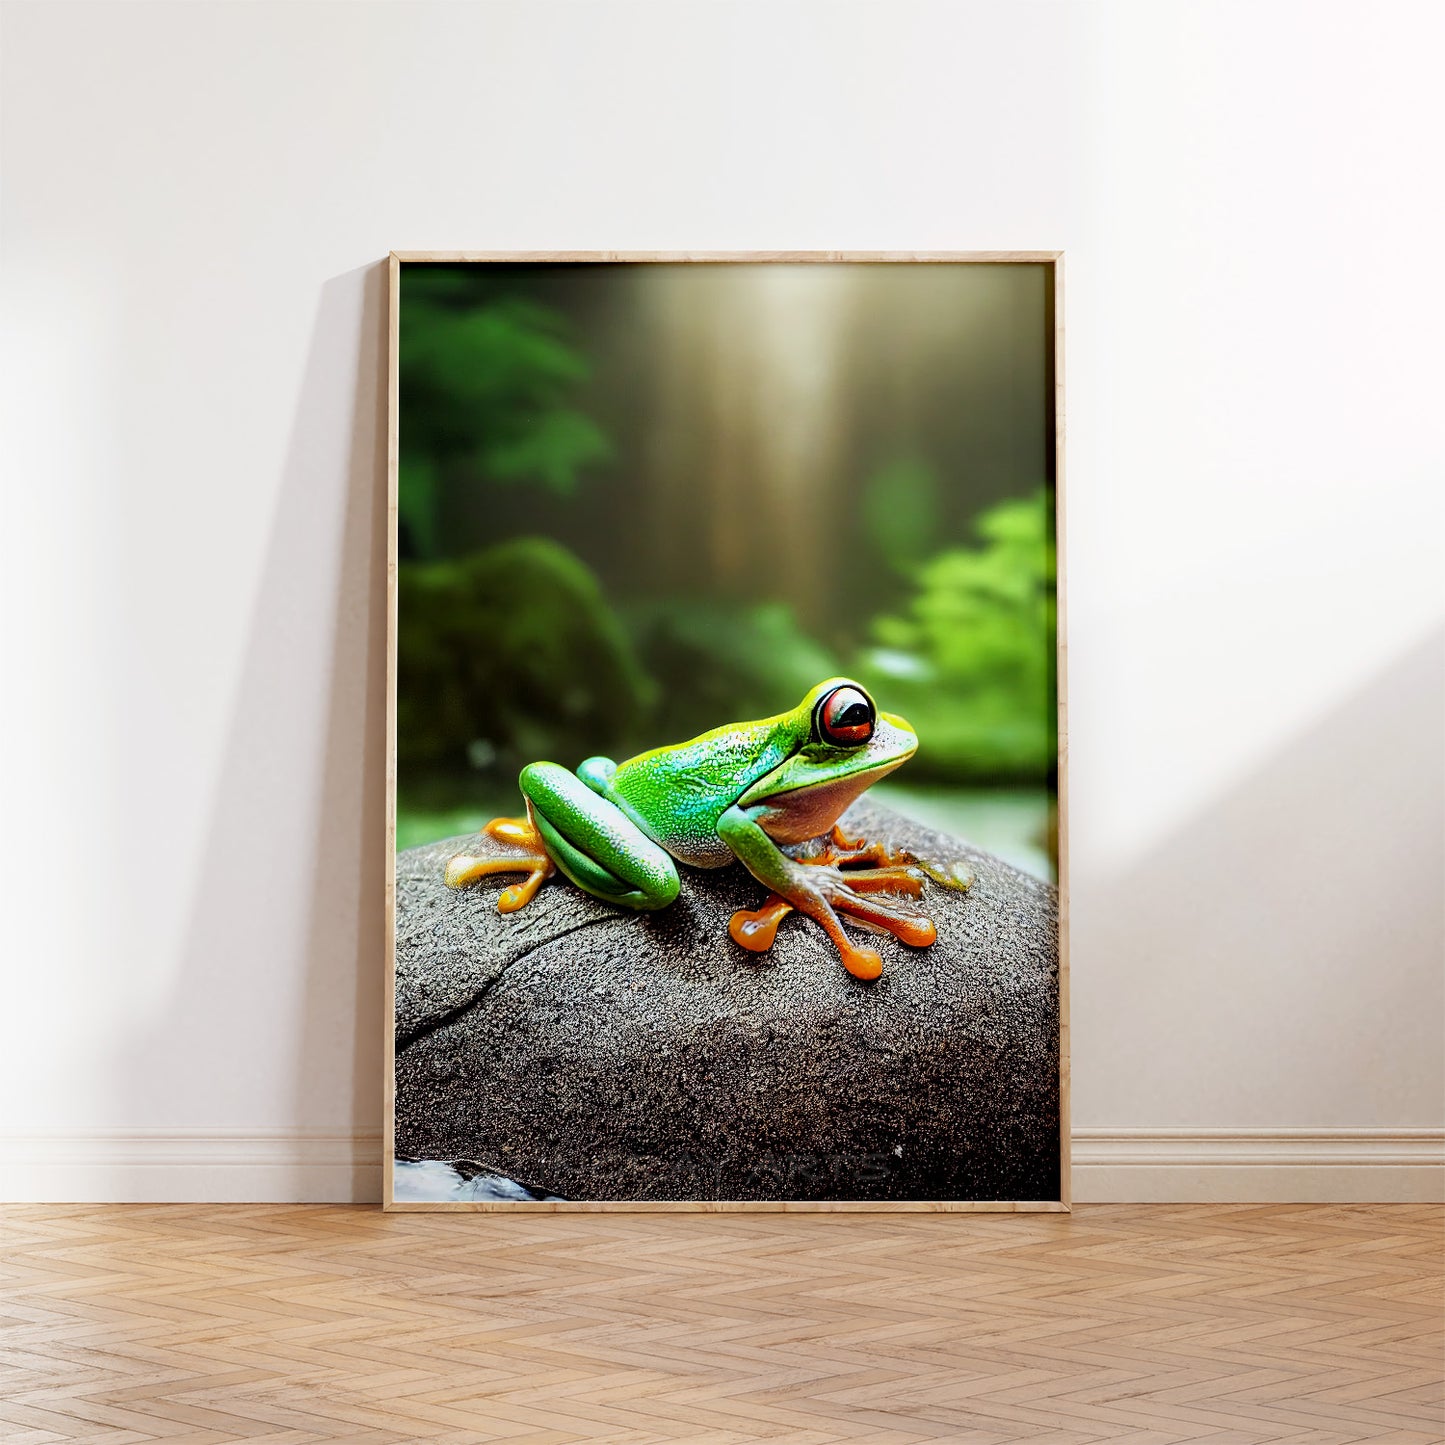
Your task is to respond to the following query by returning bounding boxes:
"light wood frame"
[383,251,1068,1213]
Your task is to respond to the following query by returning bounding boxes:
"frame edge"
[382,253,401,1211]
[379,250,1069,1213]
[1052,254,1071,1212]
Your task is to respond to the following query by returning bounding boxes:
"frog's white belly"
[665,832,736,869]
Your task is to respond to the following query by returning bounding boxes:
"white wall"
[2,0,1440,1203]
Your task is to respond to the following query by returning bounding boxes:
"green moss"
[397,537,654,781]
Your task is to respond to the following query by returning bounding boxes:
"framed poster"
[384,252,1067,1211]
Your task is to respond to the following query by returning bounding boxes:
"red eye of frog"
[815,685,875,746]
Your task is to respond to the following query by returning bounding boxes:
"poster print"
[385,254,1066,1210]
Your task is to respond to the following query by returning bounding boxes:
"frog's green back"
[609,711,807,868]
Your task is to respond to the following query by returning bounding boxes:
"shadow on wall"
[1073,625,1445,1130]
[108,264,388,1200]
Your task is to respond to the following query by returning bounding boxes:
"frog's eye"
[815,685,875,746]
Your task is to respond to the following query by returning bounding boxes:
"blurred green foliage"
[860,457,941,575]
[624,600,841,743]
[395,267,1057,848]
[396,490,1056,822]
[859,494,1055,783]
[397,537,654,777]
[399,271,610,558]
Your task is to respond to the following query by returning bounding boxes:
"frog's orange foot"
[729,895,793,954]
[444,815,556,913]
[830,868,937,948]
[729,857,939,983]
[483,816,537,849]
[730,894,886,981]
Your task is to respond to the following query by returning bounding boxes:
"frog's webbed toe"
[729,841,942,982]
[728,894,796,953]
[828,822,975,893]
[444,815,556,913]
[730,885,887,982]
[826,867,937,948]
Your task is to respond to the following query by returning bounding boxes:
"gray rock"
[394,799,1060,1202]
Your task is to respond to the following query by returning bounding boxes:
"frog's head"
[740,678,918,844]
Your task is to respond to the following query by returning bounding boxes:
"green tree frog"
[444,679,972,981]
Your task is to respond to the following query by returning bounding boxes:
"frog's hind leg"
[444,813,557,913]
[830,822,975,893]
[519,761,680,911]
[825,823,901,869]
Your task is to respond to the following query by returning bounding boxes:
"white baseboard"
[1072,1129,1444,1203]
[0,1129,384,1204]
[0,1129,1438,1204]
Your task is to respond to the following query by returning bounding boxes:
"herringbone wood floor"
[1,1204,1439,1443]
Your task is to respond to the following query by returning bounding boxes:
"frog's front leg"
[717,805,936,982]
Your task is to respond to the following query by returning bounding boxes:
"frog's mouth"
[740,713,917,846]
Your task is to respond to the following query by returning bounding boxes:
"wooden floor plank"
[0,1204,1439,1442]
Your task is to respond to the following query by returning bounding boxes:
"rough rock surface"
[394,799,1059,1202]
